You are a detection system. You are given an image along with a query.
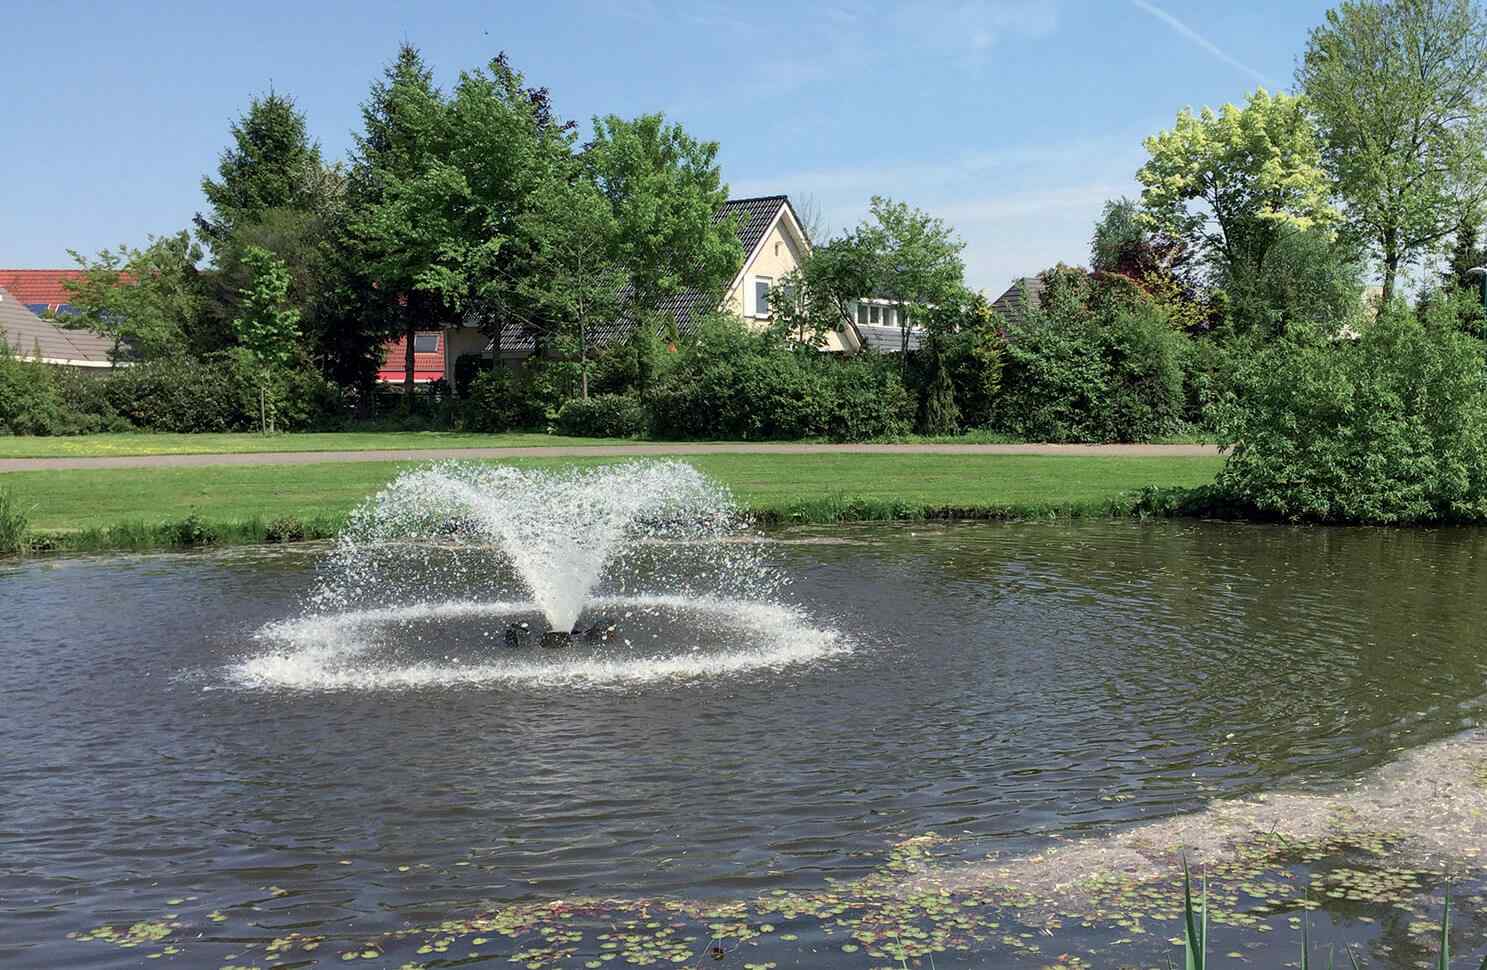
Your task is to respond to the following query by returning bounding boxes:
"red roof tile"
[0,269,89,307]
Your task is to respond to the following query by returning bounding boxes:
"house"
[0,284,116,368]
[379,194,926,383]
[376,331,448,384]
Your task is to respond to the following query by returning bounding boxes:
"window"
[869,304,881,324]
[413,333,439,354]
[753,277,772,317]
[857,303,868,326]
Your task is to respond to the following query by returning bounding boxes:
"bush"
[0,346,108,435]
[649,316,910,441]
[1213,304,1487,523]
[556,394,648,438]
[461,368,522,432]
[94,355,342,433]
[993,267,1189,442]
[166,512,218,547]
[264,516,306,543]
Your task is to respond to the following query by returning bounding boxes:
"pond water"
[6,519,1487,968]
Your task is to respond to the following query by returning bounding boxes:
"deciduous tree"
[1137,89,1336,283]
[1299,0,1487,303]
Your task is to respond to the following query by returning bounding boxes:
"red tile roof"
[0,270,89,308]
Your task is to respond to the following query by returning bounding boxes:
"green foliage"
[1138,88,1336,281]
[196,90,329,248]
[994,267,1190,442]
[263,515,306,543]
[0,487,29,556]
[914,336,959,435]
[1219,227,1364,339]
[1213,303,1487,523]
[62,231,208,360]
[1299,0,1487,301]
[649,316,910,440]
[232,245,302,370]
[0,345,99,436]
[584,113,741,333]
[97,356,340,433]
[555,393,647,438]
[942,326,1004,428]
[166,512,219,547]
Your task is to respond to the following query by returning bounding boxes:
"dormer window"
[753,276,773,318]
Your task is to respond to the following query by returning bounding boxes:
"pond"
[5,519,1487,968]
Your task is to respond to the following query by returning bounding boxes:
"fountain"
[234,460,847,689]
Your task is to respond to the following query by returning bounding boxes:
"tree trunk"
[580,318,589,401]
[1381,229,1400,305]
[402,320,416,413]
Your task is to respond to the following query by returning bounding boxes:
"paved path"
[0,442,1222,473]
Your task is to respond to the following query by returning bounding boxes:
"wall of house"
[722,218,857,352]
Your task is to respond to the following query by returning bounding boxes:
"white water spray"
[336,460,737,632]
[234,460,848,690]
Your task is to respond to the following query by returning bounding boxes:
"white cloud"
[1130,0,1272,86]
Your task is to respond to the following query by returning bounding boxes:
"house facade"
[379,193,932,383]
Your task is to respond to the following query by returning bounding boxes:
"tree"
[584,114,741,340]
[1091,197,1188,279]
[915,332,960,435]
[343,44,454,395]
[856,196,967,359]
[196,91,327,251]
[1444,210,1487,291]
[1299,0,1487,303]
[768,237,876,347]
[518,177,625,399]
[1137,88,1336,282]
[1219,227,1365,339]
[421,53,577,361]
[231,246,302,431]
[61,231,206,361]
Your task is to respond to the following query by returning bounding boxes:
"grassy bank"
[0,453,1223,554]
[0,430,644,458]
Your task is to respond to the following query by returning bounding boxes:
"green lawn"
[1,453,1224,533]
[0,430,641,458]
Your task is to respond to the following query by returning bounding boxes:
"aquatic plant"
[0,486,28,555]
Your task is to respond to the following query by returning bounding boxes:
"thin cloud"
[1130,0,1271,86]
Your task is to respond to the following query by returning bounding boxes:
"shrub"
[993,268,1189,442]
[461,368,523,432]
[942,327,1004,428]
[0,345,106,436]
[649,316,910,441]
[556,394,647,438]
[264,516,306,543]
[92,355,342,433]
[1213,304,1487,523]
[166,512,218,547]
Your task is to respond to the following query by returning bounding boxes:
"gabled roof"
[0,286,116,366]
[583,195,801,347]
[990,276,1045,328]
[0,269,87,310]
[855,323,923,353]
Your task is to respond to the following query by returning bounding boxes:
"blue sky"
[2,0,1334,294]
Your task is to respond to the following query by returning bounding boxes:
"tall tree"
[584,114,741,340]
[420,53,577,360]
[517,176,624,399]
[1299,0,1487,303]
[1137,88,1336,282]
[343,44,453,394]
[196,91,326,250]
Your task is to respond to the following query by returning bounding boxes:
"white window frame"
[752,276,773,318]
